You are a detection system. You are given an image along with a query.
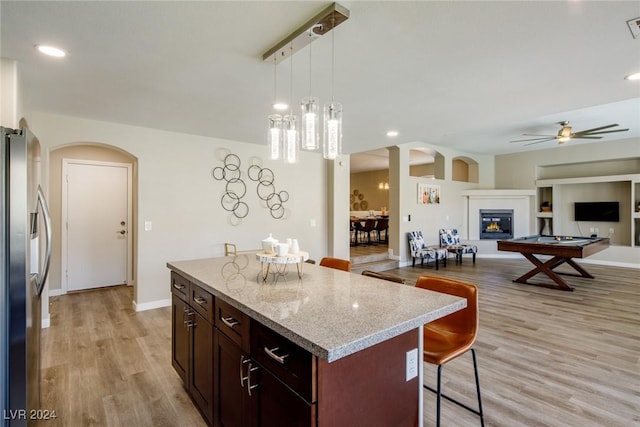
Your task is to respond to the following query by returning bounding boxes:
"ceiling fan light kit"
[509,120,629,146]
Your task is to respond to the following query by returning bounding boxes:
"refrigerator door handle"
[35,185,52,296]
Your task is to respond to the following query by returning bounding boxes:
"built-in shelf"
[536,173,640,248]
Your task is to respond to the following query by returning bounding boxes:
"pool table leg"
[513,254,574,291]
[564,259,595,279]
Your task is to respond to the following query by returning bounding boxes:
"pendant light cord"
[273,55,277,105]
[308,29,313,98]
[331,12,335,103]
[290,42,294,115]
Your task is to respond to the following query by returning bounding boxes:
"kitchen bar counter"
[167,253,465,362]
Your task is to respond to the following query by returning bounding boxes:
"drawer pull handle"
[264,346,289,364]
[193,296,207,306]
[247,362,259,396]
[183,308,195,327]
[240,356,250,386]
[173,283,185,290]
[221,316,239,328]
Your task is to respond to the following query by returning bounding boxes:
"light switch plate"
[144,221,152,231]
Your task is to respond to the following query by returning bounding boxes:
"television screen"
[574,201,619,222]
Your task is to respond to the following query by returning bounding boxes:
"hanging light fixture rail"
[262,2,349,65]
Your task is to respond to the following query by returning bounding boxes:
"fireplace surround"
[479,209,513,240]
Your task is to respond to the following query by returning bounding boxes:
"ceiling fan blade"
[573,124,619,134]
[509,137,555,143]
[523,139,554,146]
[570,136,602,139]
[522,133,556,137]
[574,128,629,136]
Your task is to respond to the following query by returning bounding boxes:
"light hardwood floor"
[37,258,639,426]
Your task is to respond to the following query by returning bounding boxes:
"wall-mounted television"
[574,201,619,222]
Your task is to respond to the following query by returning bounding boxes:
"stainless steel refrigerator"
[1,127,52,426]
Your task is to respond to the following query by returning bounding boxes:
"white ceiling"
[2,1,639,168]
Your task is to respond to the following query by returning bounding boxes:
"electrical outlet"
[609,228,614,235]
[406,348,418,381]
[594,227,599,235]
[589,227,594,233]
[144,221,152,231]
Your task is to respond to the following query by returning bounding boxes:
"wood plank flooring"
[37,258,639,426]
[384,258,640,427]
[37,286,206,427]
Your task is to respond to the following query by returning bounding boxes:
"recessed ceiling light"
[625,72,640,81]
[273,102,288,111]
[36,45,66,58]
[386,130,399,137]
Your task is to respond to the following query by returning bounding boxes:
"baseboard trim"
[48,288,65,297]
[133,298,171,312]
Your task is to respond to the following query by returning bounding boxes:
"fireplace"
[479,209,513,240]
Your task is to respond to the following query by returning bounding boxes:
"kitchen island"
[167,253,465,427]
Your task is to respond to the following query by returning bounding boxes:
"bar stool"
[415,275,485,427]
[319,257,352,272]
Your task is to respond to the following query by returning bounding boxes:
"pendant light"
[323,11,342,160]
[282,43,299,164]
[300,28,320,151]
[267,56,283,160]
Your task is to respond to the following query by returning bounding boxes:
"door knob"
[118,230,126,235]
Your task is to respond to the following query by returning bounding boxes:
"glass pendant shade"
[323,102,342,160]
[282,114,299,164]
[300,97,320,150]
[267,114,282,160]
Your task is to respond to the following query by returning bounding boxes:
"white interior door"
[62,160,131,292]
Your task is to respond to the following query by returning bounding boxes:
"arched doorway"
[48,143,138,296]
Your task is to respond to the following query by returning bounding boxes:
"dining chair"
[319,257,352,272]
[374,218,389,243]
[361,270,405,284]
[415,275,484,427]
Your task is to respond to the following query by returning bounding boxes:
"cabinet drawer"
[251,321,315,402]
[190,284,214,324]
[171,272,190,302]
[215,298,250,353]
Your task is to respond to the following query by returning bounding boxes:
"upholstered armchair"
[408,231,448,270]
[439,228,477,264]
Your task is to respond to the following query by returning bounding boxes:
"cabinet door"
[256,367,314,427]
[190,310,214,425]
[214,330,255,427]
[171,295,189,384]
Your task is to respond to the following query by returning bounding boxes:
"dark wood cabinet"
[171,270,418,427]
[171,295,189,384]
[255,365,315,427]
[213,329,255,427]
[213,299,314,427]
[171,272,214,425]
[190,310,214,424]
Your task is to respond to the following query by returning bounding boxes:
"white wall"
[392,142,495,263]
[28,111,328,309]
[0,59,21,128]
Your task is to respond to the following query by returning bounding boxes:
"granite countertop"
[167,254,466,362]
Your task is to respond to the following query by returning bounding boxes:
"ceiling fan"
[510,121,629,146]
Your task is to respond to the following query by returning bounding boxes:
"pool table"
[497,235,610,291]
